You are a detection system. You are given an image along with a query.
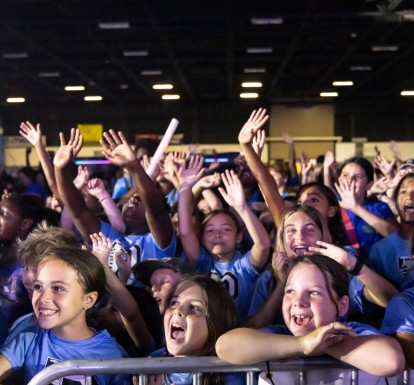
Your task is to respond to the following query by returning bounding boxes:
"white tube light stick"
[146,118,179,177]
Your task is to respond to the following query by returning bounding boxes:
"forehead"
[284,211,316,226]
[174,281,205,302]
[204,213,236,227]
[151,268,180,282]
[299,187,325,200]
[341,163,366,175]
[287,263,325,285]
[399,177,414,192]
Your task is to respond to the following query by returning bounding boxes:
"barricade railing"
[27,356,412,385]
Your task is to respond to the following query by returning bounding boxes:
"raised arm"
[54,129,101,240]
[101,130,173,247]
[87,178,126,233]
[335,178,398,237]
[218,169,270,271]
[238,108,286,226]
[178,155,205,265]
[19,121,61,202]
[91,232,152,355]
[282,132,299,180]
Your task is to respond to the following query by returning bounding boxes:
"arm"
[238,109,286,226]
[323,150,337,191]
[91,233,152,355]
[218,169,270,271]
[0,355,12,382]
[282,132,299,180]
[87,178,126,233]
[101,130,173,247]
[192,173,222,211]
[177,155,205,264]
[335,178,398,237]
[54,129,101,240]
[19,121,61,202]
[395,332,414,368]
[309,241,398,307]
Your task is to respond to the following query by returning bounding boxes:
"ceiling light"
[6,97,25,103]
[349,66,372,71]
[240,93,259,99]
[244,68,266,73]
[401,90,414,96]
[320,92,338,97]
[38,72,60,77]
[251,17,283,25]
[332,81,354,86]
[2,52,28,59]
[65,86,85,91]
[162,94,180,100]
[247,47,273,54]
[120,84,129,90]
[98,22,130,29]
[350,32,358,38]
[84,96,102,101]
[123,50,148,57]
[242,82,263,88]
[153,84,173,90]
[141,70,162,76]
[371,45,399,52]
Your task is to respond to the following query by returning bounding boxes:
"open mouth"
[170,324,185,340]
[293,245,309,255]
[39,309,58,316]
[292,315,311,327]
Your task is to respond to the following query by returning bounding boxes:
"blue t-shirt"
[1,328,130,384]
[381,287,414,335]
[195,248,261,321]
[369,231,414,291]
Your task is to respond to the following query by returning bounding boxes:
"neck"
[398,221,414,240]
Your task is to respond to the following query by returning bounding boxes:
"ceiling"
[1,0,414,107]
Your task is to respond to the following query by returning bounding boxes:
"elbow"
[216,335,241,364]
[372,347,406,376]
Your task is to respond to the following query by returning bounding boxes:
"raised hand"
[53,128,83,169]
[282,132,294,145]
[307,240,356,271]
[335,177,358,211]
[374,154,395,178]
[369,176,391,195]
[299,322,356,356]
[196,172,221,190]
[178,155,204,190]
[252,128,266,157]
[73,165,90,190]
[238,108,269,145]
[86,178,108,200]
[218,169,245,209]
[19,121,42,146]
[90,232,113,264]
[324,150,335,170]
[100,130,136,168]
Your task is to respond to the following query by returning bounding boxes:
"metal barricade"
[26,356,411,385]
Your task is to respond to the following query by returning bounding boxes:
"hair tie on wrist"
[349,258,364,276]
[99,195,110,203]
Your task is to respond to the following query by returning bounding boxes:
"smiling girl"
[0,247,130,384]
[217,254,405,377]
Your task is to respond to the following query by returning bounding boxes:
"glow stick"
[146,118,179,177]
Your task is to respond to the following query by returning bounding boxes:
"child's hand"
[335,178,358,210]
[100,130,136,168]
[87,178,108,200]
[73,165,90,190]
[54,128,83,169]
[369,176,391,195]
[299,322,356,356]
[282,132,294,145]
[116,252,132,284]
[238,108,269,145]
[19,121,42,146]
[323,150,335,171]
[271,251,291,282]
[218,169,245,209]
[196,173,221,190]
[90,232,113,264]
[252,128,266,157]
[178,155,204,190]
[307,241,356,272]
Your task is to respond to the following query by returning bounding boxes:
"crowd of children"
[0,108,413,384]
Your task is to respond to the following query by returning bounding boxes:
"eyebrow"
[34,279,71,287]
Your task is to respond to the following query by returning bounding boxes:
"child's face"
[297,187,336,220]
[282,263,347,336]
[202,213,241,261]
[150,268,182,314]
[339,163,371,200]
[0,200,24,243]
[269,170,287,188]
[283,212,322,257]
[32,257,96,338]
[397,177,414,223]
[164,281,209,356]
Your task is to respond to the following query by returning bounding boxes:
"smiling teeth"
[39,309,57,315]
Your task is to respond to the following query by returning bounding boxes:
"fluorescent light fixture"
[84,96,103,101]
[244,68,266,73]
[123,50,148,57]
[320,92,338,97]
[401,90,414,96]
[65,86,85,91]
[371,45,399,52]
[153,84,173,90]
[332,81,354,86]
[350,65,372,71]
[240,93,259,99]
[2,52,28,59]
[99,22,130,29]
[141,70,162,76]
[161,94,180,100]
[6,97,25,103]
[251,17,283,25]
[38,72,60,77]
[247,47,273,54]
[242,82,263,88]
